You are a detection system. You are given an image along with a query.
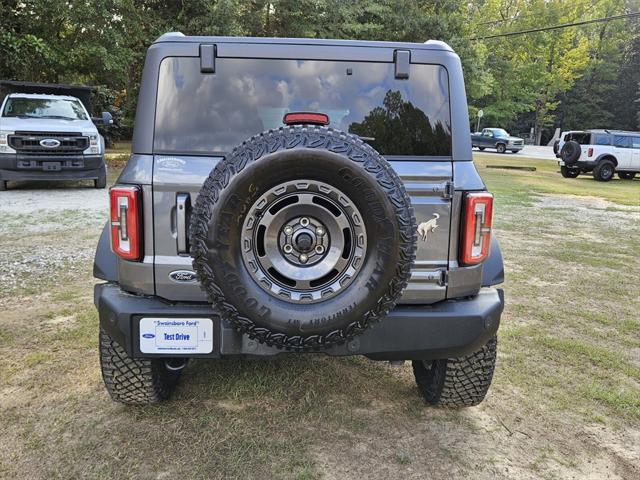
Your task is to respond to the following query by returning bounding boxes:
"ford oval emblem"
[142,333,155,339]
[169,270,198,283]
[39,138,61,148]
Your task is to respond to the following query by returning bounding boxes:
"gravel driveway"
[474,145,557,160]
[0,186,108,214]
[0,186,109,305]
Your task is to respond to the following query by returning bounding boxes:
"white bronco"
[554,129,640,181]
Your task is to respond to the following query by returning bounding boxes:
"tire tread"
[412,336,497,407]
[99,329,178,405]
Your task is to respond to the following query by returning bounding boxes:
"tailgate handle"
[176,193,191,254]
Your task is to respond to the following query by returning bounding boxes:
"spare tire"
[553,140,560,155]
[190,126,416,350]
[560,140,581,165]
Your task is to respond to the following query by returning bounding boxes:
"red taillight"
[283,112,330,126]
[460,192,493,266]
[588,147,593,157]
[109,185,142,261]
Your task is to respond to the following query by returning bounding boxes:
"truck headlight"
[84,134,101,154]
[0,131,16,153]
[507,140,513,145]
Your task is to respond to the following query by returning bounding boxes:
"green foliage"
[91,86,128,147]
[349,90,451,155]
[0,0,636,140]
[468,0,638,141]
[555,3,639,132]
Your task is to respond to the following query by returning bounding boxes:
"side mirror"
[101,111,113,125]
[93,111,113,126]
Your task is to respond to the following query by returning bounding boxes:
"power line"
[471,11,640,40]
[476,0,606,26]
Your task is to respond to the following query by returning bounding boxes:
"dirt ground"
[0,159,638,480]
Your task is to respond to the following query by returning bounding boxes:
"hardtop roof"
[566,129,640,136]
[153,32,453,52]
[6,93,81,101]
[588,129,639,136]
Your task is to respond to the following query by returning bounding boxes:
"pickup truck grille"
[8,131,89,155]
[512,140,524,146]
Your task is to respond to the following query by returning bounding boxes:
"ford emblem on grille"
[39,138,61,148]
[169,270,198,283]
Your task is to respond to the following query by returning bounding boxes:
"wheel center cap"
[295,232,313,252]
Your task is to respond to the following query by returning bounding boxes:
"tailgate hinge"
[440,269,448,287]
[200,44,216,73]
[411,269,448,287]
[394,50,411,79]
[443,181,454,199]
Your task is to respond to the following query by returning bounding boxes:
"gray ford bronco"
[94,33,505,406]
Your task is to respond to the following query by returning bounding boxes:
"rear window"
[154,57,452,156]
[564,132,590,144]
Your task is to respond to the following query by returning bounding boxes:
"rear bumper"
[0,153,105,181]
[558,159,596,169]
[94,283,504,361]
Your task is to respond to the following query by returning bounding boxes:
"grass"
[0,153,639,479]
[475,154,640,206]
[105,141,131,168]
[106,141,132,155]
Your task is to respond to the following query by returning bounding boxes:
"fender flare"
[594,153,618,166]
[482,232,504,286]
[94,222,118,281]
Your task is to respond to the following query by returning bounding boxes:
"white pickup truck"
[0,93,112,190]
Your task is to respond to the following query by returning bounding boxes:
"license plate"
[43,162,61,171]
[139,318,214,354]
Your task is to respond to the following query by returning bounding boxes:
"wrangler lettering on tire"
[190,125,417,351]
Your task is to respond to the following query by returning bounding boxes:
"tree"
[1,0,635,140]
[468,0,634,143]
[349,90,451,155]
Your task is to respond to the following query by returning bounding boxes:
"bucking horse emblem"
[417,213,440,242]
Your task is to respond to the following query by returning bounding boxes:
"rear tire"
[618,172,636,180]
[412,336,497,407]
[496,143,506,154]
[560,166,580,178]
[478,147,485,151]
[99,328,180,404]
[593,160,615,182]
[0,180,6,191]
